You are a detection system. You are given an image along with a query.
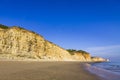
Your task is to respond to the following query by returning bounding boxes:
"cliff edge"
[0,24,107,61]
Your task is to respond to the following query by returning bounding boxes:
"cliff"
[0,24,107,61]
[67,49,91,61]
[67,49,106,62]
[0,25,72,61]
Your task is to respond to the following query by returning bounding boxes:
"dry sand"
[0,61,102,80]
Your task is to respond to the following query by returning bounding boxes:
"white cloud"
[85,45,120,57]
[86,45,120,52]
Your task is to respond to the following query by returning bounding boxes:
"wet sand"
[0,61,102,80]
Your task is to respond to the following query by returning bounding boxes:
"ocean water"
[92,62,120,74]
[86,62,120,80]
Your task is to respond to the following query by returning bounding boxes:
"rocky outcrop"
[67,50,107,62]
[0,24,107,62]
[91,57,107,62]
[68,51,91,61]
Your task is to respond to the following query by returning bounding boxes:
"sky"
[0,0,120,61]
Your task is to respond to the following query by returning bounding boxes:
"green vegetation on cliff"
[0,24,9,29]
[67,49,90,55]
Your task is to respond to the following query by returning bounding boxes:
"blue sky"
[0,0,120,60]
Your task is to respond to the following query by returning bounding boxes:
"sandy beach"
[0,61,102,80]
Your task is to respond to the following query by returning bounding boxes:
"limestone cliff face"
[0,27,72,61]
[0,25,107,62]
[70,52,91,61]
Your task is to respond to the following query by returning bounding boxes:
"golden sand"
[0,61,102,80]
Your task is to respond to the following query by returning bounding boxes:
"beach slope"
[0,61,102,80]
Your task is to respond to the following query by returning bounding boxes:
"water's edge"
[84,62,120,80]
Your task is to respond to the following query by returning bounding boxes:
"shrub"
[0,24,9,29]
[67,49,89,55]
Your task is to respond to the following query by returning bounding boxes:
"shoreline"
[0,61,103,80]
[86,62,120,80]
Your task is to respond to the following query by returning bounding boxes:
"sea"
[86,62,120,80]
